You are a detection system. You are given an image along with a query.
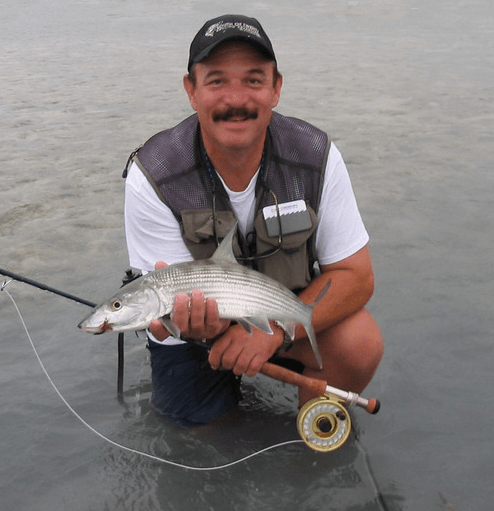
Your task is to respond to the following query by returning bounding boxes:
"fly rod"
[0,267,125,394]
[1,267,381,415]
[0,267,96,308]
[186,338,380,414]
[260,362,380,414]
[260,362,380,452]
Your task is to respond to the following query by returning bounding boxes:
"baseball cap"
[187,14,276,71]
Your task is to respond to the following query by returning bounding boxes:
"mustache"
[212,107,258,123]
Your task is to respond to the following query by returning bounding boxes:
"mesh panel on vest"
[137,115,214,211]
[136,112,329,215]
[264,113,328,210]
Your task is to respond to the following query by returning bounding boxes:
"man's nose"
[222,82,249,105]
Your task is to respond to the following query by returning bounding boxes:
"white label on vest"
[262,200,312,237]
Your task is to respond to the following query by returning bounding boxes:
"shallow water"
[1,0,493,509]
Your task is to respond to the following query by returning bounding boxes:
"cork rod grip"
[261,362,381,415]
[260,362,327,397]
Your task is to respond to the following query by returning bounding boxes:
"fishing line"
[1,280,304,471]
[1,280,390,507]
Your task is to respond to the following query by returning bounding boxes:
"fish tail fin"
[278,279,331,369]
[302,278,331,369]
[277,312,323,368]
[304,321,323,369]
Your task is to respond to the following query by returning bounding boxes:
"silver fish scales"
[78,224,326,367]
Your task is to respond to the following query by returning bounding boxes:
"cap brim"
[189,36,276,70]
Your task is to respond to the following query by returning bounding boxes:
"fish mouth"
[78,320,113,335]
[96,321,113,334]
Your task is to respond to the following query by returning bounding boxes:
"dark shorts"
[147,341,242,425]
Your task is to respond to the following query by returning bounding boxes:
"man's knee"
[320,308,383,380]
[277,308,383,382]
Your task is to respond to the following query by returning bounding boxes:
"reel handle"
[260,362,380,415]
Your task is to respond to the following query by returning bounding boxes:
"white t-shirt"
[124,142,369,273]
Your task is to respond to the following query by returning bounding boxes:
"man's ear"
[183,74,197,111]
[272,73,283,108]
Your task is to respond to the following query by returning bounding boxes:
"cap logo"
[205,21,262,39]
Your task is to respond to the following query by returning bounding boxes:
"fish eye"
[111,300,122,311]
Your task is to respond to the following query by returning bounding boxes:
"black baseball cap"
[187,15,277,71]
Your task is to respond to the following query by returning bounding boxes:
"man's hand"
[148,261,230,342]
[208,323,284,377]
[170,289,231,339]
[148,261,284,376]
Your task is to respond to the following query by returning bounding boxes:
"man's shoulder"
[137,114,199,173]
[144,114,198,147]
[138,114,198,166]
[270,111,328,136]
[269,112,330,165]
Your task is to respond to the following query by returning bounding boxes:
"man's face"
[184,41,282,155]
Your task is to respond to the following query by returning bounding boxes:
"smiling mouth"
[213,107,258,123]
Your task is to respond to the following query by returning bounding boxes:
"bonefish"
[78,224,329,367]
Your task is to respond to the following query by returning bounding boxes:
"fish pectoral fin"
[241,316,273,335]
[160,317,181,338]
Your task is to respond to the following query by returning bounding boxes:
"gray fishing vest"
[127,112,330,291]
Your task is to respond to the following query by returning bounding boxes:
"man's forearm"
[295,245,375,339]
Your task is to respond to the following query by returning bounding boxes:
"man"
[124,15,383,424]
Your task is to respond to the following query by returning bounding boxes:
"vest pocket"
[255,206,318,290]
[181,209,239,260]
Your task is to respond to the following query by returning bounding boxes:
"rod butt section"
[366,398,380,414]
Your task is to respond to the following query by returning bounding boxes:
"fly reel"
[296,394,352,452]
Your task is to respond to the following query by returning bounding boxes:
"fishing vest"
[125,112,330,291]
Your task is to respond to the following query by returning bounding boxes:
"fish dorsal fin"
[211,222,239,263]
